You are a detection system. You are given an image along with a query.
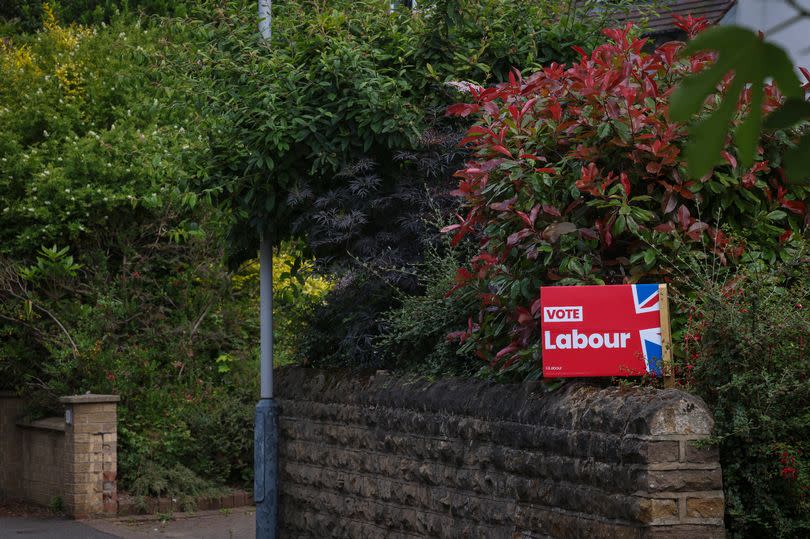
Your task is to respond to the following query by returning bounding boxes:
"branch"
[0,280,79,357]
[31,302,79,356]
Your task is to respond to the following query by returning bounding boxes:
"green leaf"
[766,210,787,221]
[670,26,802,178]
[784,133,810,183]
[765,98,810,129]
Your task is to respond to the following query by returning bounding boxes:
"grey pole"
[255,3,277,539]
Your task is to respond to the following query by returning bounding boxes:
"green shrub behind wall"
[681,258,810,537]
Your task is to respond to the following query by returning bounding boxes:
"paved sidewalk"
[85,508,255,539]
[0,516,119,538]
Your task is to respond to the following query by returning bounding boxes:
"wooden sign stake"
[658,284,674,388]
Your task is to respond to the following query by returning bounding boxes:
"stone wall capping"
[16,416,66,432]
[59,394,121,404]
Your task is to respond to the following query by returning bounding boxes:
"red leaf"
[446,330,468,343]
[530,297,543,317]
[709,227,729,249]
[520,153,547,162]
[467,125,492,136]
[542,204,561,217]
[490,196,517,212]
[579,227,599,240]
[454,268,472,283]
[529,205,541,225]
[507,228,533,246]
[721,151,737,169]
[491,145,513,158]
[801,67,810,90]
[662,192,677,214]
[741,172,756,189]
[564,199,583,215]
[459,136,483,146]
[534,167,556,174]
[779,229,793,244]
[571,45,588,59]
[620,172,631,196]
[451,231,467,247]
[446,103,480,117]
[516,210,534,228]
[781,199,806,215]
[516,307,533,326]
[548,100,563,121]
[677,204,692,230]
[686,221,709,241]
[654,221,675,233]
[440,223,461,233]
[494,342,520,361]
[543,222,577,243]
[507,104,519,124]
[520,98,538,117]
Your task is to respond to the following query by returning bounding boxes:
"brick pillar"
[0,391,24,501]
[59,394,119,518]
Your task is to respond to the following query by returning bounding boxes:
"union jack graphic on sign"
[632,283,660,314]
[632,284,664,376]
[540,284,671,378]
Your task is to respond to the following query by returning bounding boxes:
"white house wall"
[722,0,810,68]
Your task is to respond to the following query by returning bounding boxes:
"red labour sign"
[540,284,667,377]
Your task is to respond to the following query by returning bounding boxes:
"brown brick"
[645,468,723,492]
[639,498,679,523]
[647,441,680,463]
[686,497,725,519]
[684,441,720,463]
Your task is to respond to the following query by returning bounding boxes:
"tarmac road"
[0,508,255,539]
[0,516,118,538]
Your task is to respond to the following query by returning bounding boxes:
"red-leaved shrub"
[444,18,809,371]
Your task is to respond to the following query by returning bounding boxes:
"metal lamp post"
[255,4,277,539]
[253,2,416,536]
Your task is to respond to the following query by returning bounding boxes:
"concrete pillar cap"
[59,394,120,404]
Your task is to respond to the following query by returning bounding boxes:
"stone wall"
[17,418,66,507]
[275,368,725,538]
[0,392,119,518]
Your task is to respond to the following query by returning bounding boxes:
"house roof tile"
[610,0,736,35]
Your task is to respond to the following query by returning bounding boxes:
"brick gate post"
[60,394,120,518]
